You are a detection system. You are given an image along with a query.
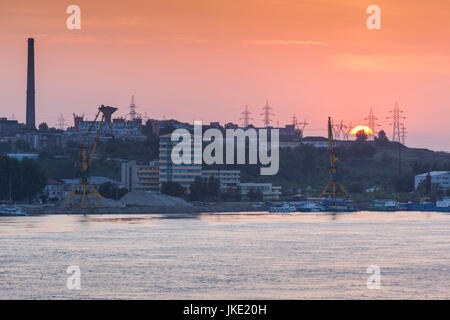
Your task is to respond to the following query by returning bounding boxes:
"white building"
[44,179,64,200]
[121,160,160,192]
[301,136,328,148]
[59,176,119,197]
[7,153,39,161]
[202,169,240,192]
[414,171,450,190]
[240,182,282,200]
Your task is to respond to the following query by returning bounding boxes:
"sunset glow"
[0,0,449,151]
[350,125,374,135]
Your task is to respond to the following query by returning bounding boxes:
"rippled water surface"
[0,211,449,299]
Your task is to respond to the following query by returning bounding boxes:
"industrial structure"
[401,123,407,145]
[260,100,275,127]
[240,105,252,127]
[56,113,67,130]
[319,117,349,200]
[126,95,142,122]
[387,101,406,143]
[65,105,117,208]
[26,38,35,130]
[364,108,380,140]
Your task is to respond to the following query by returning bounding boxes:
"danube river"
[0,211,449,299]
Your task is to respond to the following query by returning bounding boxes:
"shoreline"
[15,205,450,215]
[24,204,265,215]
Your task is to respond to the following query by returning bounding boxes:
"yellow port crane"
[65,105,117,208]
[319,117,349,200]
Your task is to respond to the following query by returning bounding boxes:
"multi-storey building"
[159,133,202,192]
[240,182,282,200]
[121,160,160,192]
[415,171,450,190]
[0,118,20,136]
[202,169,240,192]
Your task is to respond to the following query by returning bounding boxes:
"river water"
[0,211,449,299]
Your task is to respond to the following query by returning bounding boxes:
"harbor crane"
[65,105,117,208]
[319,117,349,200]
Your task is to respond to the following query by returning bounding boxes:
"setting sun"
[350,125,373,135]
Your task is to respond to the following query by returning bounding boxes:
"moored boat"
[0,206,28,216]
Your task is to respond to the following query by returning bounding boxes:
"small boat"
[269,202,297,213]
[0,206,28,216]
[298,201,326,212]
[368,199,398,211]
[322,199,356,212]
[406,201,437,211]
[435,198,450,212]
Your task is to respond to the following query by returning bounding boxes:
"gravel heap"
[64,191,190,208]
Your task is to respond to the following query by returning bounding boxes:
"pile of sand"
[64,191,190,208]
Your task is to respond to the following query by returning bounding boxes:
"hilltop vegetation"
[215,140,450,199]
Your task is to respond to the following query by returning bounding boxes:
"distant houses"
[414,171,450,190]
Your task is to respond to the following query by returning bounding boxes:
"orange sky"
[0,0,449,151]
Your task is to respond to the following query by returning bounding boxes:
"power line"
[55,113,67,130]
[364,107,380,140]
[260,100,275,127]
[240,105,253,127]
[387,101,406,143]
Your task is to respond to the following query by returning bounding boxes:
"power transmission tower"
[387,101,405,142]
[127,95,141,121]
[343,122,352,140]
[291,113,298,128]
[56,113,67,130]
[260,100,274,127]
[142,112,149,123]
[298,118,309,136]
[364,108,380,140]
[400,123,407,145]
[332,119,343,140]
[240,105,253,127]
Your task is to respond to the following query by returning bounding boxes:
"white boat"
[0,206,28,216]
[299,201,326,212]
[436,198,450,212]
[269,202,297,213]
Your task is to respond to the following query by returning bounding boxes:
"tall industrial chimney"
[26,38,36,130]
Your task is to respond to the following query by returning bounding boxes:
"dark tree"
[206,176,220,199]
[189,177,208,201]
[376,130,388,141]
[98,182,128,200]
[15,139,30,152]
[0,142,11,154]
[347,142,377,159]
[0,156,46,202]
[247,189,263,201]
[161,181,185,197]
[355,129,368,141]
[38,122,49,131]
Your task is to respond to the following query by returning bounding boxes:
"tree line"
[0,156,47,202]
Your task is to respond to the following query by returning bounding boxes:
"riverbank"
[25,204,265,215]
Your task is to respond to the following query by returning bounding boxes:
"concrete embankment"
[25,191,266,215]
[26,204,263,215]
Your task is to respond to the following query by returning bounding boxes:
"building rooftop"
[415,171,450,177]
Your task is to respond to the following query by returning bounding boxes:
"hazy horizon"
[1,0,449,152]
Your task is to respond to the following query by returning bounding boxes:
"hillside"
[228,140,450,197]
